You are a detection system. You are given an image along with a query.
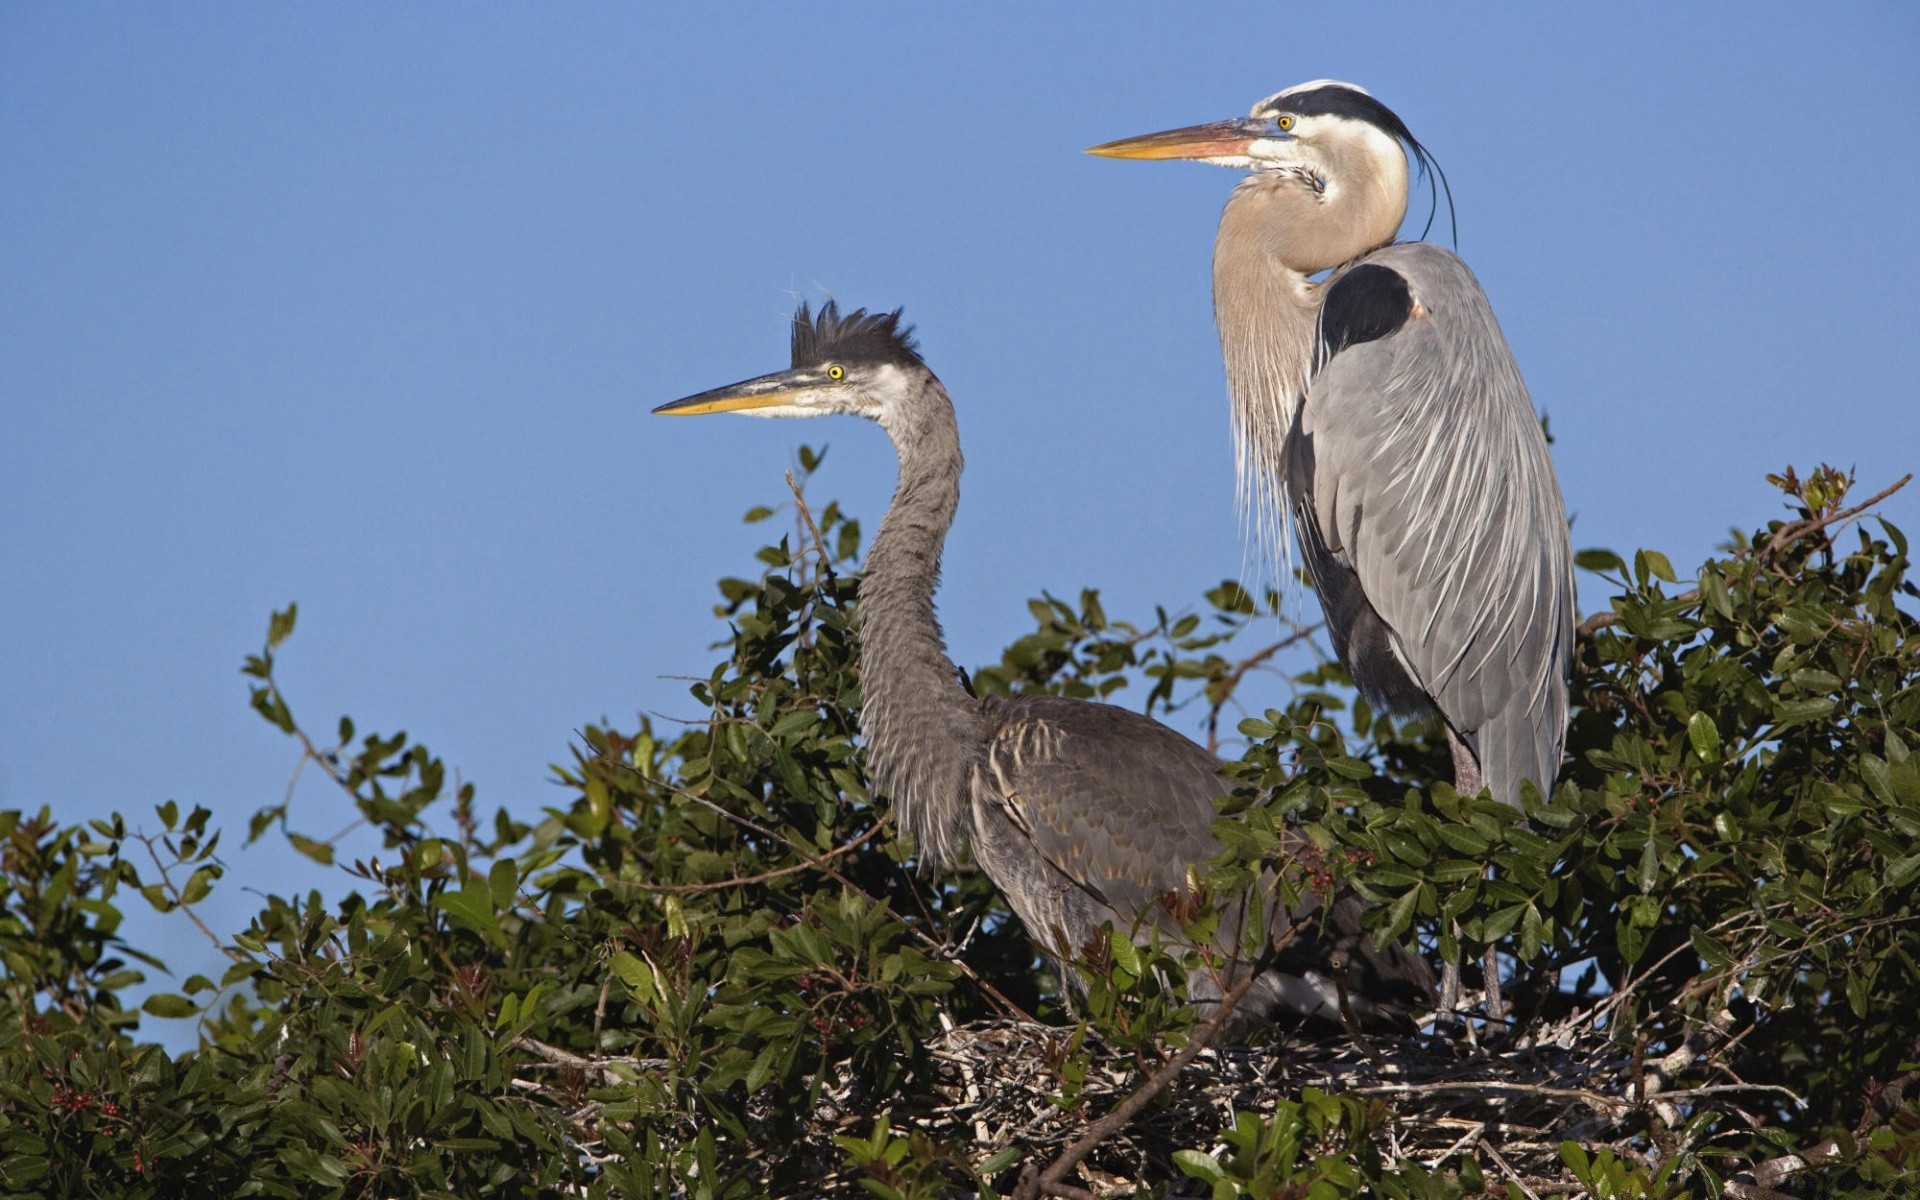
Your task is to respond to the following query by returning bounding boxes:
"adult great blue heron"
[1091,81,1575,810]
[657,300,1433,1030]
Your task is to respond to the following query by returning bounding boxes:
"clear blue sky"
[4,4,1916,1043]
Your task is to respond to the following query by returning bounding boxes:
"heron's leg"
[1437,953,1461,1016]
[1436,729,1489,1021]
[1446,729,1483,800]
[1482,942,1506,1027]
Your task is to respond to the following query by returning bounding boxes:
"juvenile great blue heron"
[1091,81,1575,810]
[657,300,1433,1030]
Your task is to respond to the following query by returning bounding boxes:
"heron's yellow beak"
[654,369,815,416]
[1086,117,1283,162]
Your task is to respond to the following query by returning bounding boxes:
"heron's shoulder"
[978,694,1217,767]
[1357,241,1490,296]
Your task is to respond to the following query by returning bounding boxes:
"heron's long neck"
[1214,183,1322,567]
[859,378,981,868]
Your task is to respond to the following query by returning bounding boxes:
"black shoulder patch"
[1319,264,1414,361]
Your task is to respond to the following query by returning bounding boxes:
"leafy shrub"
[1,459,1915,1197]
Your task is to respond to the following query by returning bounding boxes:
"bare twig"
[1760,472,1909,558]
[786,470,839,584]
[1426,1121,1485,1169]
[1483,1140,1546,1200]
[1013,945,1276,1200]
[1203,623,1324,751]
[512,1036,669,1082]
[1576,472,1910,640]
[1722,1140,1843,1200]
[1348,1079,1629,1113]
[609,818,887,894]
[135,834,244,962]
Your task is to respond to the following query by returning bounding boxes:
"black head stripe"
[1263,82,1455,244]
[1319,264,1414,362]
[1262,84,1417,148]
[791,300,923,371]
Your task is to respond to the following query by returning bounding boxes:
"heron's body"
[1094,81,1575,808]
[1261,243,1571,807]
[658,302,1433,1030]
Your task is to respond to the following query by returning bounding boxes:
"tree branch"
[1013,946,1274,1200]
[1577,472,1911,640]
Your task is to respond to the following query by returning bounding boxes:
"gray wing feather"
[1291,242,1574,804]
[976,692,1229,927]
[969,692,1435,1023]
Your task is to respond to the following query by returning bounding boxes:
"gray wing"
[1288,242,1574,804]
[969,692,1435,1024]
[973,692,1230,931]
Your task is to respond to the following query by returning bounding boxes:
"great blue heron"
[657,300,1433,1031]
[1090,81,1574,812]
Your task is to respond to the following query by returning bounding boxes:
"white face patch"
[1246,136,1299,162]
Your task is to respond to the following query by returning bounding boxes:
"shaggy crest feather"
[791,300,924,371]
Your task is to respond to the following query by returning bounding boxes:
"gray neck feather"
[859,377,982,868]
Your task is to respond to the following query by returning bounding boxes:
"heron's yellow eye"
[1276,115,1294,132]
[826,364,845,381]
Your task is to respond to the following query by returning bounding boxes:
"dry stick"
[785,470,840,584]
[1203,622,1325,751]
[1722,1058,1920,1199]
[1721,1140,1844,1200]
[1425,1122,1486,1170]
[135,834,245,960]
[1349,1078,1630,1113]
[1013,948,1274,1200]
[609,819,887,895]
[1482,1140,1546,1200]
[512,1036,670,1081]
[1576,473,1911,641]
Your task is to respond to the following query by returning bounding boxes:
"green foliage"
[1,459,1916,1197]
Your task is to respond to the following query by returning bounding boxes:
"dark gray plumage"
[658,301,1434,1031]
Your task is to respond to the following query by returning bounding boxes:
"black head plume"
[790,300,924,372]
[1259,81,1457,246]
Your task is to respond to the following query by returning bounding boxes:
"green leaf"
[1172,1149,1225,1183]
[1635,548,1677,584]
[180,865,217,905]
[1687,712,1722,763]
[1690,925,1735,970]
[267,603,298,648]
[141,993,200,1019]
[1861,755,1898,807]
[288,833,334,865]
[608,951,656,1004]
[1698,567,1734,618]
[1772,696,1836,725]
[1574,547,1624,574]
[769,709,819,740]
[432,887,502,940]
[1380,885,1422,943]
[488,858,518,910]
[1885,851,1920,890]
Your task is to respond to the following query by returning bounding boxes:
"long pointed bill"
[1086,117,1283,165]
[653,368,823,417]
